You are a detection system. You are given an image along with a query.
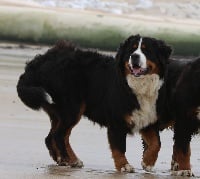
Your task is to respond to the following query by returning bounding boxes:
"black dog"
[17,35,171,172]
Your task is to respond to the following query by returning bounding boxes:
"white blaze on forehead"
[137,37,143,49]
[129,37,147,69]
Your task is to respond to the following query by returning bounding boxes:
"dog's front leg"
[171,121,194,176]
[140,126,161,172]
[107,128,134,173]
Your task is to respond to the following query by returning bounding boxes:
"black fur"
[167,58,200,150]
[140,57,200,175]
[115,35,200,174]
[16,35,174,171]
[17,39,142,170]
[17,41,139,128]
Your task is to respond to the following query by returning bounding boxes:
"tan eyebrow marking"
[133,44,138,48]
[141,44,146,49]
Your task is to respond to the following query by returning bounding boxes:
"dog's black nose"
[131,54,140,66]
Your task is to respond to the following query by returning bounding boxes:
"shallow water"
[0,44,200,178]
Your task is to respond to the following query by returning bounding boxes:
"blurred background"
[0,0,200,55]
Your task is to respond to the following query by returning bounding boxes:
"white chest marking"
[197,107,200,120]
[126,74,163,133]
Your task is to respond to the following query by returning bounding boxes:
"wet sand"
[0,44,200,178]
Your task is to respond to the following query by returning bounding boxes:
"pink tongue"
[132,68,141,75]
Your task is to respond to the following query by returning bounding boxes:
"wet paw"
[70,159,84,168]
[57,160,70,166]
[171,160,179,171]
[120,164,135,173]
[57,158,84,168]
[141,161,153,172]
[56,157,69,166]
[171,170,194,177]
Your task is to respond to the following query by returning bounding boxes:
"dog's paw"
[57,157,69,166]
[70,159,84,168]
[57,159,84,168]
[57,160,70,167]
[141,161,153,172]
[120,164,135,173]
[171,170,194,177]
[171,160,179,171]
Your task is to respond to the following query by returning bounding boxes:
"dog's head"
[116,34,172,78]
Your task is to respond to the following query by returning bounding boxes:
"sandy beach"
[0,43,200,179]
[0,0,200,178]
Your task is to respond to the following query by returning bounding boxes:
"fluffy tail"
[17,73,49,110]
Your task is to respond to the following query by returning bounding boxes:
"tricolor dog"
[17,35,174,173]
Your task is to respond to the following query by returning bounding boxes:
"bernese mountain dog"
[162,57,200,176]
[17,35,171,173]
[115,35,200,176]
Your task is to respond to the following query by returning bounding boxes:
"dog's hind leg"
[45,116,61,162]
[140,126,161,172]
[43,103,68,165]
[107,128,134,173]
[45,103,85,167]
[63,104,85,168]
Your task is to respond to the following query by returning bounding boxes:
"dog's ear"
[157,40,172,61]
[115,34,141,61]
[156,40,172,78]
[115,35,141,75]
[115,41,126,75]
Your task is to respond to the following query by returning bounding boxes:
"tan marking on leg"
[172,144,191,171]
[50,116,71,165]
[64,104,86,167]
[65,127,80,165]
[140,128,160,170]
[51,118,63,163]
[112,149,131,172]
